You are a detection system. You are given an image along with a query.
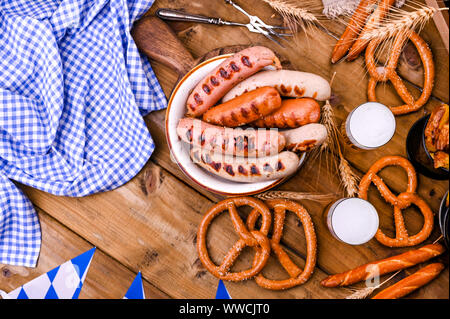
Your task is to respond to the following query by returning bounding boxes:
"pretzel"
[246,199,317,290]
[359,156,434,247]
[365,31,435,115]
[196,197,272,282]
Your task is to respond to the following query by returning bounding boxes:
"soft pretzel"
[247,199,317,290]
[358,156,434,247]
[365,31,435,115]
[196,197,271,281]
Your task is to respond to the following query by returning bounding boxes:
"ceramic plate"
[165,55,306,196]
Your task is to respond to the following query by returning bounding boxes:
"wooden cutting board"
[131,16,294,81]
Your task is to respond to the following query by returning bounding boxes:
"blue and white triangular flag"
[123,272,145,299]
[215,280,231,299]
[0,248,96,299]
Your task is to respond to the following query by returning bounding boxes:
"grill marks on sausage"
[241,56,252,68]
[230,62,240,72]
[202,84,211,95]
[219,68,231,80]
[199,152,221,172]
[238,165,248,176]
[277,161,285,171]
[250,102,259,115]
[248,137,255,151]
[250,165,260,176]
[230,111,239,123]
[209,162,222,172]
[287,140,317,152]
[294,86,305,97]
[279,85,292,95]
[199,130,206,146]
[234,135,249,153]
[194,93,203,105]
[222,138,229,151]
[235,136,244,151]
[240,107,250,119]
[224,164,235,176]
[210,76,219,86]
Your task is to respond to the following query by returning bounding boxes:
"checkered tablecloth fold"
[0,0,167,267]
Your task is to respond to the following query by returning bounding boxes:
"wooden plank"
[0,208,169,299]
[21,162,348,299]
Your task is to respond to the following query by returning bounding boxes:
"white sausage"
[222,70,332,102]
[190,148,300,183]
[177,118,285,157]
[281,123,328,152]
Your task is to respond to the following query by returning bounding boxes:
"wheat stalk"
[317,73,360,197]
[346,271,401,299]
[338,156,360,197]
[261,0,319,32]
[255,191,337,202]
[360,6,447,43]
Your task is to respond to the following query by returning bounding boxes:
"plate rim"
[164,54,294,196]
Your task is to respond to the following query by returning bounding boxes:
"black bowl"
[406,115,449,180]
[439,191,449,248]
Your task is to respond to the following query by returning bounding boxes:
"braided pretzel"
[246,199,317,290]
[359,156,434,247]
[196,197,271,281]
[365,31,435,115]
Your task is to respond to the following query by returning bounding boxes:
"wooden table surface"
[1,0,448,299]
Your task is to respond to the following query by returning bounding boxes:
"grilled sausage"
[186,46,282,117]
[222,70,331,102]
[372,263,445,299]
[321,243,446,288]
[176,118,285,157]
[282,123,328,152]
[252,98,321,128]
[347,0,395,61]
[190,148,300,183]
[202,87,282,127]
[331,0,377,63]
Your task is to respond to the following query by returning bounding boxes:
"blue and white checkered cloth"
[0,0,167,267]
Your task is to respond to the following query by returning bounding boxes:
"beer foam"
[331,198,379,245]
[349,102,396,148]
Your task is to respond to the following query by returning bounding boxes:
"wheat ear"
[346,271,401,299]
[261,0,319,32]
[255,191,337,202]
[360,6,448,43]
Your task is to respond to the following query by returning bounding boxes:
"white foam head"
[329,198,379,245]
[347,102,396,149]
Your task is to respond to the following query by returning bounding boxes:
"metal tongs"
[156,0,292,47]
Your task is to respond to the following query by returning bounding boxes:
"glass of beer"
[325,198,379,245]
[341,102,396,150]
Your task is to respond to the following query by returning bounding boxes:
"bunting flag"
[215,280,232,299]
[0,248,95,299]
[123,272,145,299]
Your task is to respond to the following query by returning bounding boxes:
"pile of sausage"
[177,46,331,183]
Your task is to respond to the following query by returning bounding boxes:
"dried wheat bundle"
[360,4,447,43]
[320,99,338,154]
[338,156,360,197]
[255,191,337,202]
[261,0,321,32]
[315,73,360,197]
